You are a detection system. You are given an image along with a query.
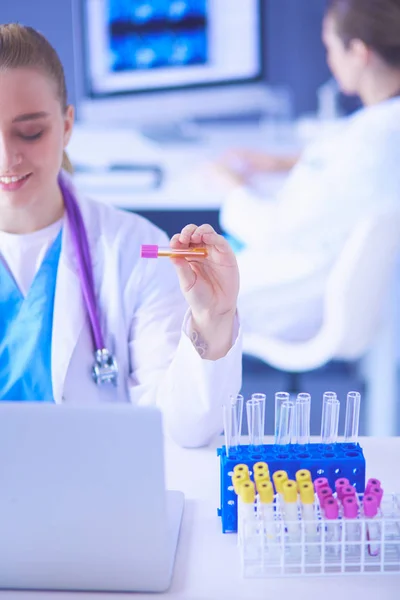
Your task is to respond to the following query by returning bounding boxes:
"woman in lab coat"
[0,24,242,448]
[215,0,400,341]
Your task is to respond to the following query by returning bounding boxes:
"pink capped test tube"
[363,494,380,557]
[318,487,334,509]
[324,497,340,556]
[365,478,381,494]
[335,478,350,500]
[341,485,357,502]
[368,486,384,508]
[141,245,208,259]
[314,477,329,493]
[343,496,360,557]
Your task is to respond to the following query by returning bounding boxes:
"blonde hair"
[0,23,73,173]
[62,150,74,174]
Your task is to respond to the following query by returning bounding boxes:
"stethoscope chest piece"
[92,349,118,386]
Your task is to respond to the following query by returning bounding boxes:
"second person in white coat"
[215,0,400,342]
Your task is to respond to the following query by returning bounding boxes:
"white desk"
[69,121,301,211]
[2,436,399,600]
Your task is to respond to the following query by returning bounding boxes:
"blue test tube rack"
[217,442,366,533]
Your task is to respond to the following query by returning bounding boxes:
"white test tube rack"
[239,492,400,578]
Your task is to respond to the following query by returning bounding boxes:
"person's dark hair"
[0,23,73,173]
[326,0,400,67]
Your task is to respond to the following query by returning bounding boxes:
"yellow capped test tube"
[272,470,288,494]
[253,461,269,475]
[257,480,276,542]
[238,480,256,504]
[233,464,250,479]
[299,481,317,539]
[282,480,300,540]
[237,480,256,543]
[258,480,274,504]
[282,480,298,503]
[232,472,249,494]
[296,469,312,489]
[254,472,270,492]
[299,482,315,503]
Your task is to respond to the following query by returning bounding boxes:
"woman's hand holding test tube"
[142,224,240,360]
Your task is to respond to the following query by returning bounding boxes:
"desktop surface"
[1,435,398,599]
[69,120,297,208]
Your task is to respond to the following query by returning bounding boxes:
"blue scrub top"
[0,230,62,401]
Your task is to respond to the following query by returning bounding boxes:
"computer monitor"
[73,0,270,132]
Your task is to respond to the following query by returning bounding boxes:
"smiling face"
[0,67,73,209]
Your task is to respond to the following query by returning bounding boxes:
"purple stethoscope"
[58,174,118,386]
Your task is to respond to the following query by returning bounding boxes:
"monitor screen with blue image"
[82,0,262,97]
[108,0,208,72]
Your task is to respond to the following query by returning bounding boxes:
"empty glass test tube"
[251,393,266,441]
[275,392,290,442]
[295,393,311,445]
[344,391,361,443]
[223,394,244,456]
[246,397,264,451]
[276,400,295,445]
[320,392,340,444]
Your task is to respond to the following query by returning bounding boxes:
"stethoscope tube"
[58,174,118,386]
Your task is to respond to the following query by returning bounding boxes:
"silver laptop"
[0,402,184,592]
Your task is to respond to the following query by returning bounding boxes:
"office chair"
[242,210,400,436]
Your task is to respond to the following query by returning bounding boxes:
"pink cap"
[365,478,381,494]
[324,497,339,519]
[336,481,351,500]
[335,477,350,492]
[140,244,159,259]
[318,486,333,501]
[341,485,357,498]
[363,494,378,518]
[368,486,384,507]
[343,496,358,518]
[314,477,329,491]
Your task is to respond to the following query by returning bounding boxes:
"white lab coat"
[51,175,242,447]
[220,97,400,341]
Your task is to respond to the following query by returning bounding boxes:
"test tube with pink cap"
[324,497,340,557]
[363,494,381,557]
[318,487,334,511]
[341,485,358,503]
[335,477,350,500]
[365,478,381,494]
[343,495,360,558]
[368,485,384,508]
[314,477,329,494]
